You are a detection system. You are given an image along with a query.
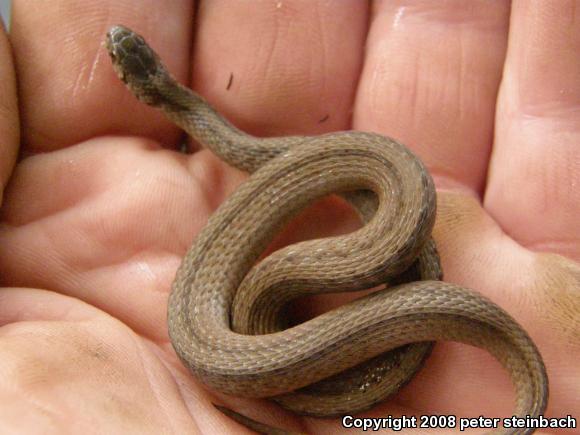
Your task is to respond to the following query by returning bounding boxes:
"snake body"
[106,25,548,434]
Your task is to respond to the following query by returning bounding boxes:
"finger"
[185,0,368,264]
[10,0,193,152]
[190,0,367,137]
[0,19,19,206]
[355,0,509,193]
[485,0,580,261]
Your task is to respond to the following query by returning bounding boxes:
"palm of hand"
[0,2,578,434]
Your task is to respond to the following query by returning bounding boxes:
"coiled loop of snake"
[106,25,548,434]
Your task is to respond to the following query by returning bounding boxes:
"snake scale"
[105,25,548,435]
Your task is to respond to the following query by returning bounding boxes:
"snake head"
[106,25,168,104]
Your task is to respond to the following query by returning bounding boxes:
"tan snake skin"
[106,25,548,435]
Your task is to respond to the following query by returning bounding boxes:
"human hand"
[0,1,578,434]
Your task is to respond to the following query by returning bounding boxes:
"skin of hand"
[0,1,578,434]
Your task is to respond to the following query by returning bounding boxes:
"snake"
[105,25,548,434]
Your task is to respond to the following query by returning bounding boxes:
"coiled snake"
[105,25,548,435]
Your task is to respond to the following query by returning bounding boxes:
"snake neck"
[152,76,286,173]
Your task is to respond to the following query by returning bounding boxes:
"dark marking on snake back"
[227,73,234,90]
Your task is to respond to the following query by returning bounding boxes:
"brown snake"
[106,25,548,434]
